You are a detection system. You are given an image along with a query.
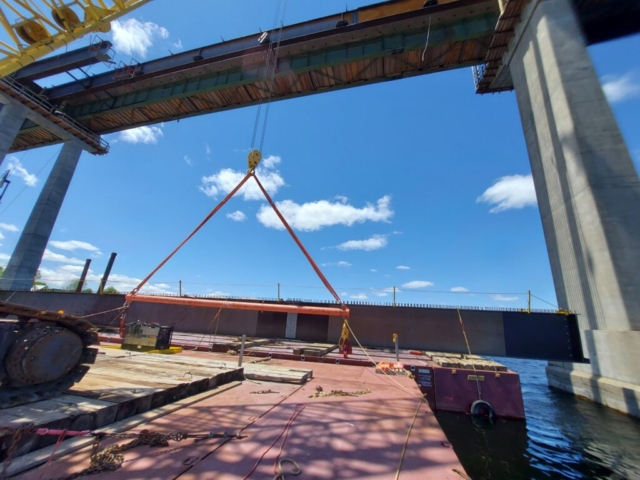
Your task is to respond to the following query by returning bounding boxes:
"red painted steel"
[125,294,349,317]
[433,366,526,419]
[415,366,437,411]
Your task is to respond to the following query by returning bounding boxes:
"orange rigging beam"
[125,295,348,318]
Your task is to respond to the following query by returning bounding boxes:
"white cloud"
[205,291,229,297]
[7,156,37,186]
[37,265,172,294]
[396,265,410,270]
[335,195,348,204]
[205,144,211,155]
[371,287,397,297]
[492,294,519,302]
[42,249,86,265]
[128,280,174,295]
[370,269,377,273]
[226,211,247,222]
[602,72,640,104]
[451,287,469,292]
[119,125,164,144]
[336,234,388,251]
[258,196,393,232]
[321,261,352,267]
[49,240,101,254]
[402,281,434,289]
[477,174,537,213]
[350,293,368,300]
[171,39,183,51]
[200,157,284,201]
[262,155,281,170]
[0,253,10,261]
[111,18,169,58]
[184,155,193,167]
[0,223,18,232]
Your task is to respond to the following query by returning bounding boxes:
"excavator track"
[0,301,98,409]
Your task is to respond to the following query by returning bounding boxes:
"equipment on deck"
[0,301,98,408]
[122,322,173,352]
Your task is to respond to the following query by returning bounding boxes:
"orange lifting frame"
[125,167,350,319]
[125,295,347,317]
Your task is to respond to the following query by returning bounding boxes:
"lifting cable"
[251,0,289,153]
[456,309,482,400]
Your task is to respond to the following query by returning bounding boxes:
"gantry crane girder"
[0,0,151,78]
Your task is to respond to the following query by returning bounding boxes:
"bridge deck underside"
[9,0,498,152]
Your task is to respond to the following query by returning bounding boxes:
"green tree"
[66,278,92,293]
[34,269,48,290]
[103,286,119,294]
[0,265,4,277]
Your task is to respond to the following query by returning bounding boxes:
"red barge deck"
[10,348,468,480]
[100,331,526,420]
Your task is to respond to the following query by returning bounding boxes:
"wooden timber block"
[1,351,244,461]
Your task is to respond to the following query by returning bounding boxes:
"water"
[436,358,640,480]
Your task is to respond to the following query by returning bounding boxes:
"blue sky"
[0,1,638,310]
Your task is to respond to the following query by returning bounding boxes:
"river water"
[436,358,640,479]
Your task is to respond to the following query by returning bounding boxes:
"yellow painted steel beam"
[0,0,151,77]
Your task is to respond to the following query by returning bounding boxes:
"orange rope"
[129,171,253,296]
[128,171,347,319]
[253,174,345,309]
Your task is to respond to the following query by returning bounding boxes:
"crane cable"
[118,0,348,333]
[456,309,482,400]
[251,0,289,152]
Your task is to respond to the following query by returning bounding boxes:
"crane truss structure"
[0,0,150,78]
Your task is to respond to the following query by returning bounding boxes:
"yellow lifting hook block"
[248,149,262,171]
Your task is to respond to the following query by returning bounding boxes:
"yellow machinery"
[0,0,151,78]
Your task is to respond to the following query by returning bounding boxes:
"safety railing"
[0,76,109,154]
[471,64,486,91]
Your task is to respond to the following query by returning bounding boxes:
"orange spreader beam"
[126,294,349,318]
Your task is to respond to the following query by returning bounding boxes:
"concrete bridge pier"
[0,103,27,166]
[508,0,640,416]
[0,140,84,291]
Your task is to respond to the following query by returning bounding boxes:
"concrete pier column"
[0,103,27,166]
[0,141,83,290]
[508,0,640,416]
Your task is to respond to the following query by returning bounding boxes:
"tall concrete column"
[508,0,640,416]
[0,141,83,290]
[0,103,27,166]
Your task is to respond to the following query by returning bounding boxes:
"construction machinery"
[0,301,98,408]
[0,0,151,78]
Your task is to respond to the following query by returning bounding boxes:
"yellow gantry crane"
[0,0,151,77]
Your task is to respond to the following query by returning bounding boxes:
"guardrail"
[0,76,108,154]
